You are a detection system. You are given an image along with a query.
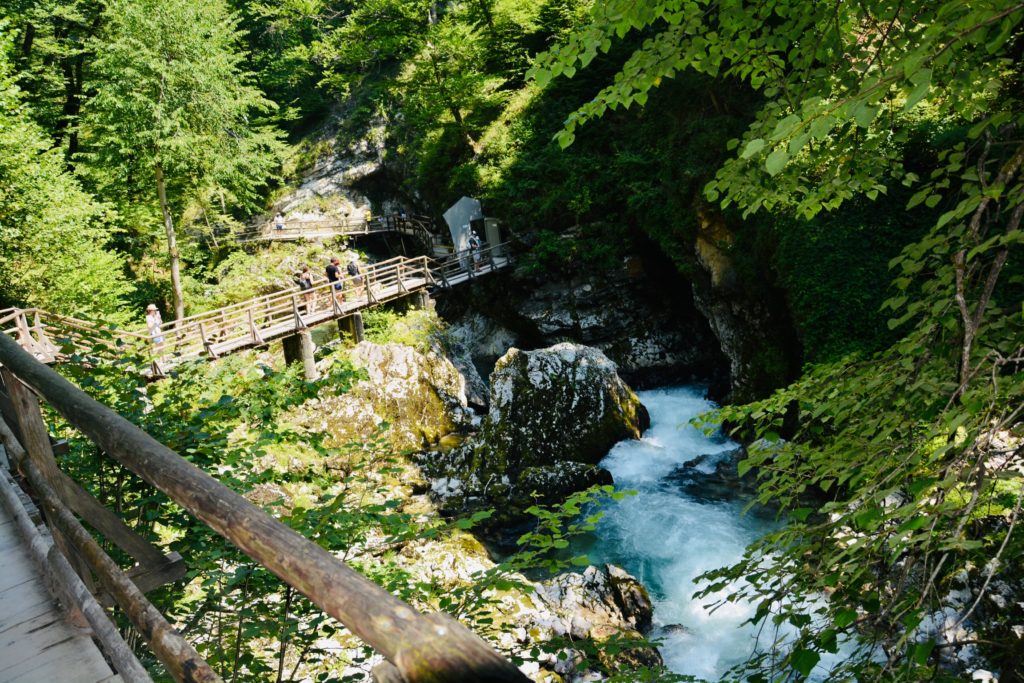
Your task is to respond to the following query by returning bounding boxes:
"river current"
[578,386,777,680]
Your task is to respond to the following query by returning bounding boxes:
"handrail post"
[32,311,60,358]
[247,307,263,345]
[331,284,342,315]
[198,321,217,358]
[2,369,66,496]
[366,270,376,305]
[291,294,304,331]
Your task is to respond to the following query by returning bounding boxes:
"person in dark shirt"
[326,256,344,304]
[346,257,364,297]
[297,265,315,311]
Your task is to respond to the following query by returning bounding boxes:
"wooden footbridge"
[1,246,511,379]
[0,246,525,681]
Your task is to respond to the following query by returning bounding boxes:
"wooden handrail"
[0,332,529,683]
[2,252,505,371]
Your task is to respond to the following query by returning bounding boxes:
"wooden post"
[337,313,364,344]
[2,368,64,493]
[282,331,318,381]
[248,307,264,346]
[198,321,218,359]
[397,261,407,293]
[32,311,59,358]
[366,272,377,305]
[291,294,304,331]
[14,311,39,357]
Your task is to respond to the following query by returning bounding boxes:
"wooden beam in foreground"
[0,333,529,683]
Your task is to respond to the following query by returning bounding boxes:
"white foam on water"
[587,387,774,680]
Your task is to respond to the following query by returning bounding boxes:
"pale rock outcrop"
[297,341,473,451]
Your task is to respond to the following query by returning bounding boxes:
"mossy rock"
[477,343,649,471]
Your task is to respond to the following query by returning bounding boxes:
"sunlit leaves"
[531,0,1024,219]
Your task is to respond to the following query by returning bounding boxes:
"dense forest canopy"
[0,0,1022,680]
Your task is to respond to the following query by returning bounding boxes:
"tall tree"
[0,30,132,321]
[84,0,282,320]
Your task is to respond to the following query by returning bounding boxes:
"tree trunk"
[155,164,185,321]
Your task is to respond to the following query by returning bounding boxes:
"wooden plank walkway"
[0,463,121,683]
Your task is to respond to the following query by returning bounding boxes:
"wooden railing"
[147,255,434,369]
[0,247,513,373]
[430,242,512,289]
[0,332,530,683]
[1,255,437,374]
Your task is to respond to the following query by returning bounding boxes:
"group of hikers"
[144,254,365,347]
[294,254,364,311]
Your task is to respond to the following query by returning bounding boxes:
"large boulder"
[416,344,647,522]
[482,344,649,468]
[296,341,473,451]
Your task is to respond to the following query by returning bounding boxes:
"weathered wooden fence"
[0,247,514,377]
[0,332,529,682]
[0,255,438,374]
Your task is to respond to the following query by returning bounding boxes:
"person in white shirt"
[145,304,164,344]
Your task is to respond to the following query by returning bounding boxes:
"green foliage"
[197,242,341,312]
[80,0,284,315]
[83,0,282,208]
[0,30,133,320]
[534,1,1024,677]
[532,1,1023,219]
[361,307,441,352]
[763,192,935,362]
[511,484,631,574]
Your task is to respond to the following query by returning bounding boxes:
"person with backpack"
[346,257,364,297]
[469,231,482,271]
[296,265,315,311]
[326,256,345,305]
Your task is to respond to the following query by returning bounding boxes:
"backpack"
[346,262,359,276]
[469,234,481,249]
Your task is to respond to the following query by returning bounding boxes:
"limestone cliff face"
[689,209,802,402]
[269,117,406,225]
[437,242,728,392]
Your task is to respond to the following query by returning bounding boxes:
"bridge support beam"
[338,313,364,344]
[282,330,318,381]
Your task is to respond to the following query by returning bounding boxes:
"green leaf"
[790,648,820,677]
[834,608,858,628]
[904,75,931,111]
[765,149,789,176]
[741,138,766,159]
[910,640,935,665]
[854,101,879,128]
[809,116,835,140]
[737,458,754,477]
